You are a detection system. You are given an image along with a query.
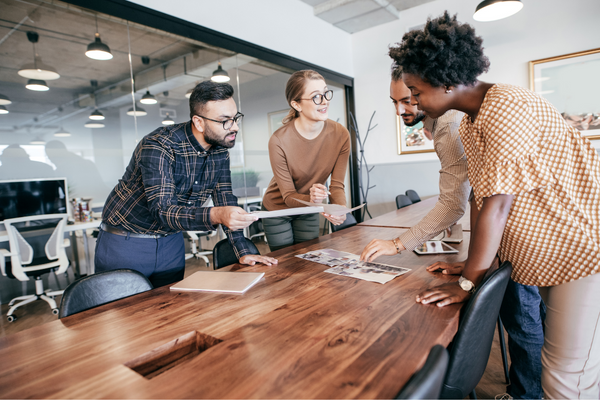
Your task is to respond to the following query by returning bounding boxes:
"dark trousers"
[499,278,546,399]
[261,205,320,252]
[94,229,185,287]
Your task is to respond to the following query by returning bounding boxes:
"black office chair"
[396,345,449,399]
[440,261,512,399]
[405,189,421,203]
[396,194,413,209]
[58,269,153,318]
[212,238,260,270]
[330,213,357,232]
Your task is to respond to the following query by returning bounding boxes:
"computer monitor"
[0,178,68,221]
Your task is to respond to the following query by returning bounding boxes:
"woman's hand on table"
[416,282,470,307]
[239,254,278,267]
[360,238,402,262]
[426,260,466,275]
[310,183,329,203]
[323,212,346,226]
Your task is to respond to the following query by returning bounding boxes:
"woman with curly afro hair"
[389,11,600,399]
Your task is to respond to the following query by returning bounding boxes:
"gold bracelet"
[392,238,402,254]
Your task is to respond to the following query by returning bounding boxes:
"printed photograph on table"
[530,48,600,140]
[268,109,289,136]
[396,115,435,155]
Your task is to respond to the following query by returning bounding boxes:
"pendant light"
[211,62,230,83]
[30,136,45,145]
[0,106,8,114]
[0,93,12,105]
[127,106,147,116]
[26,79,49,91]
[54,127,71,137]
[473,0,523,21]
[140,90,158,105]
[18,32,60,80]
[162,113,174,125]
[185,88,193,99]
[85,120,105,128]
[85,16,113,60]
[89,109,105,120]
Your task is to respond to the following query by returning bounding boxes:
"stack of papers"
[296,248,410,284]
[170,271,265,294]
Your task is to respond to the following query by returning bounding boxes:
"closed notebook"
[170,271,265,294]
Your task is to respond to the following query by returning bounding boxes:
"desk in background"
[0,225,468,399]
[360,195,471,231]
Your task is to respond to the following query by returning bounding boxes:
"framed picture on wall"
[268,109,289,136]
[530,48,600,140]
[396,115,434,155]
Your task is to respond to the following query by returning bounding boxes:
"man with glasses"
[97,81,277,287]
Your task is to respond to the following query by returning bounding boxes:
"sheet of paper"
[296,248,410,284]
[295,199,366,216]
[170,271,265,294]
[250,206,324,219]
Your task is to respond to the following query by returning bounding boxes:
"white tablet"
[414,240,459,255]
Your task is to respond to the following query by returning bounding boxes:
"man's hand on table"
[426,260,466,275]
[210,206,258,231]
[416,282,471,307]
[360,238,405,262]
[239,254,278,266]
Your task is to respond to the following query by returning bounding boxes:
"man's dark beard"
[204,125,236,148]
[403,111,426,127]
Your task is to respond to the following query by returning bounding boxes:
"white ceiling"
[301,0,436,33]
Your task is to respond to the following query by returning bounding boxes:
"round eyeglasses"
[195,112,244,130]
[299,90,333,105]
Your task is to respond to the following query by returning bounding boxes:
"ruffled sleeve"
[474,92,556,199]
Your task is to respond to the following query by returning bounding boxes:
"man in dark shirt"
[96,81,277,287]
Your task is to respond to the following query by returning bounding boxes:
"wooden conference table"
[0,225,469,399]
[360,195,472,231]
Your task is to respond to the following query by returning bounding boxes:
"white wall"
[129,0,354,77]
[351,0,600,167]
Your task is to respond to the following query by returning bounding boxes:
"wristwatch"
[458,276,476,294]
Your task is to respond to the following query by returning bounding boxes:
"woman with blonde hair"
[261,70,350,251]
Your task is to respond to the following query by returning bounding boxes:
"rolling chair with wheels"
[396,345,449,399]
[440,261,512,399]
[212,237,260,270]
[330,213,357,232]
[0,214,70,322]
[59,269,152,318]
[405,189,421,203]
[396,194,413,209]
[184,230,216,268]
[247,204,267,243]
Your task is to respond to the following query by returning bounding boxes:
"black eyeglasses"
[195,112,244,130]
[298,90,333,105]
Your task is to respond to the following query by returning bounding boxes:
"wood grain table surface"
[359,196,471,231]
[0,226,470,399]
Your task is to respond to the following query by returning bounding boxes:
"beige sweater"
[263,119,350,211]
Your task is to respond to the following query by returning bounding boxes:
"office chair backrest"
[405,190,421,203]
[1,214,70,281]
[59,269,153,318]
[330,213,357,232]
[396,345,449,399]
[396,194,413,209]
[440,261,512,399]
[213,238,260,269]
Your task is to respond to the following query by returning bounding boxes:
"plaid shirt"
[102,121,253,259]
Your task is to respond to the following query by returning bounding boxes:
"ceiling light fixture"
[140,90,158,105]
[0,106,9,114]
[473,0,523,21]
[162,113,174,125]
[85,121,105,128]
[54,127,71,137]
[0,93,13,105]
[89,109,105,120]
[211,62,230,83]
[30,136,46,145]
[26,79,49,91]
[185,88,193,99]
[127,107,147,117]
[18,32,60,80]
[85,15,113,60]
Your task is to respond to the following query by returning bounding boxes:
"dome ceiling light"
[473,0,524,21]
[211,62,230,83]
[0,93,13,105]
[140,90,158,105]
[26,79,49,91]
[54,127,71,137]
[0,106,9,114]
[162,113,174,125]
[18,32,60,81]
[85,16,113,60]
[127,107,147,117]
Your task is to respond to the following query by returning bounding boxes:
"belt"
[100,223,175,239]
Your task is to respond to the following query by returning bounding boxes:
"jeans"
[499,278,546,399]
[95,229,185,287]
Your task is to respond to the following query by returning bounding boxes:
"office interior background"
[0,0,599,304]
